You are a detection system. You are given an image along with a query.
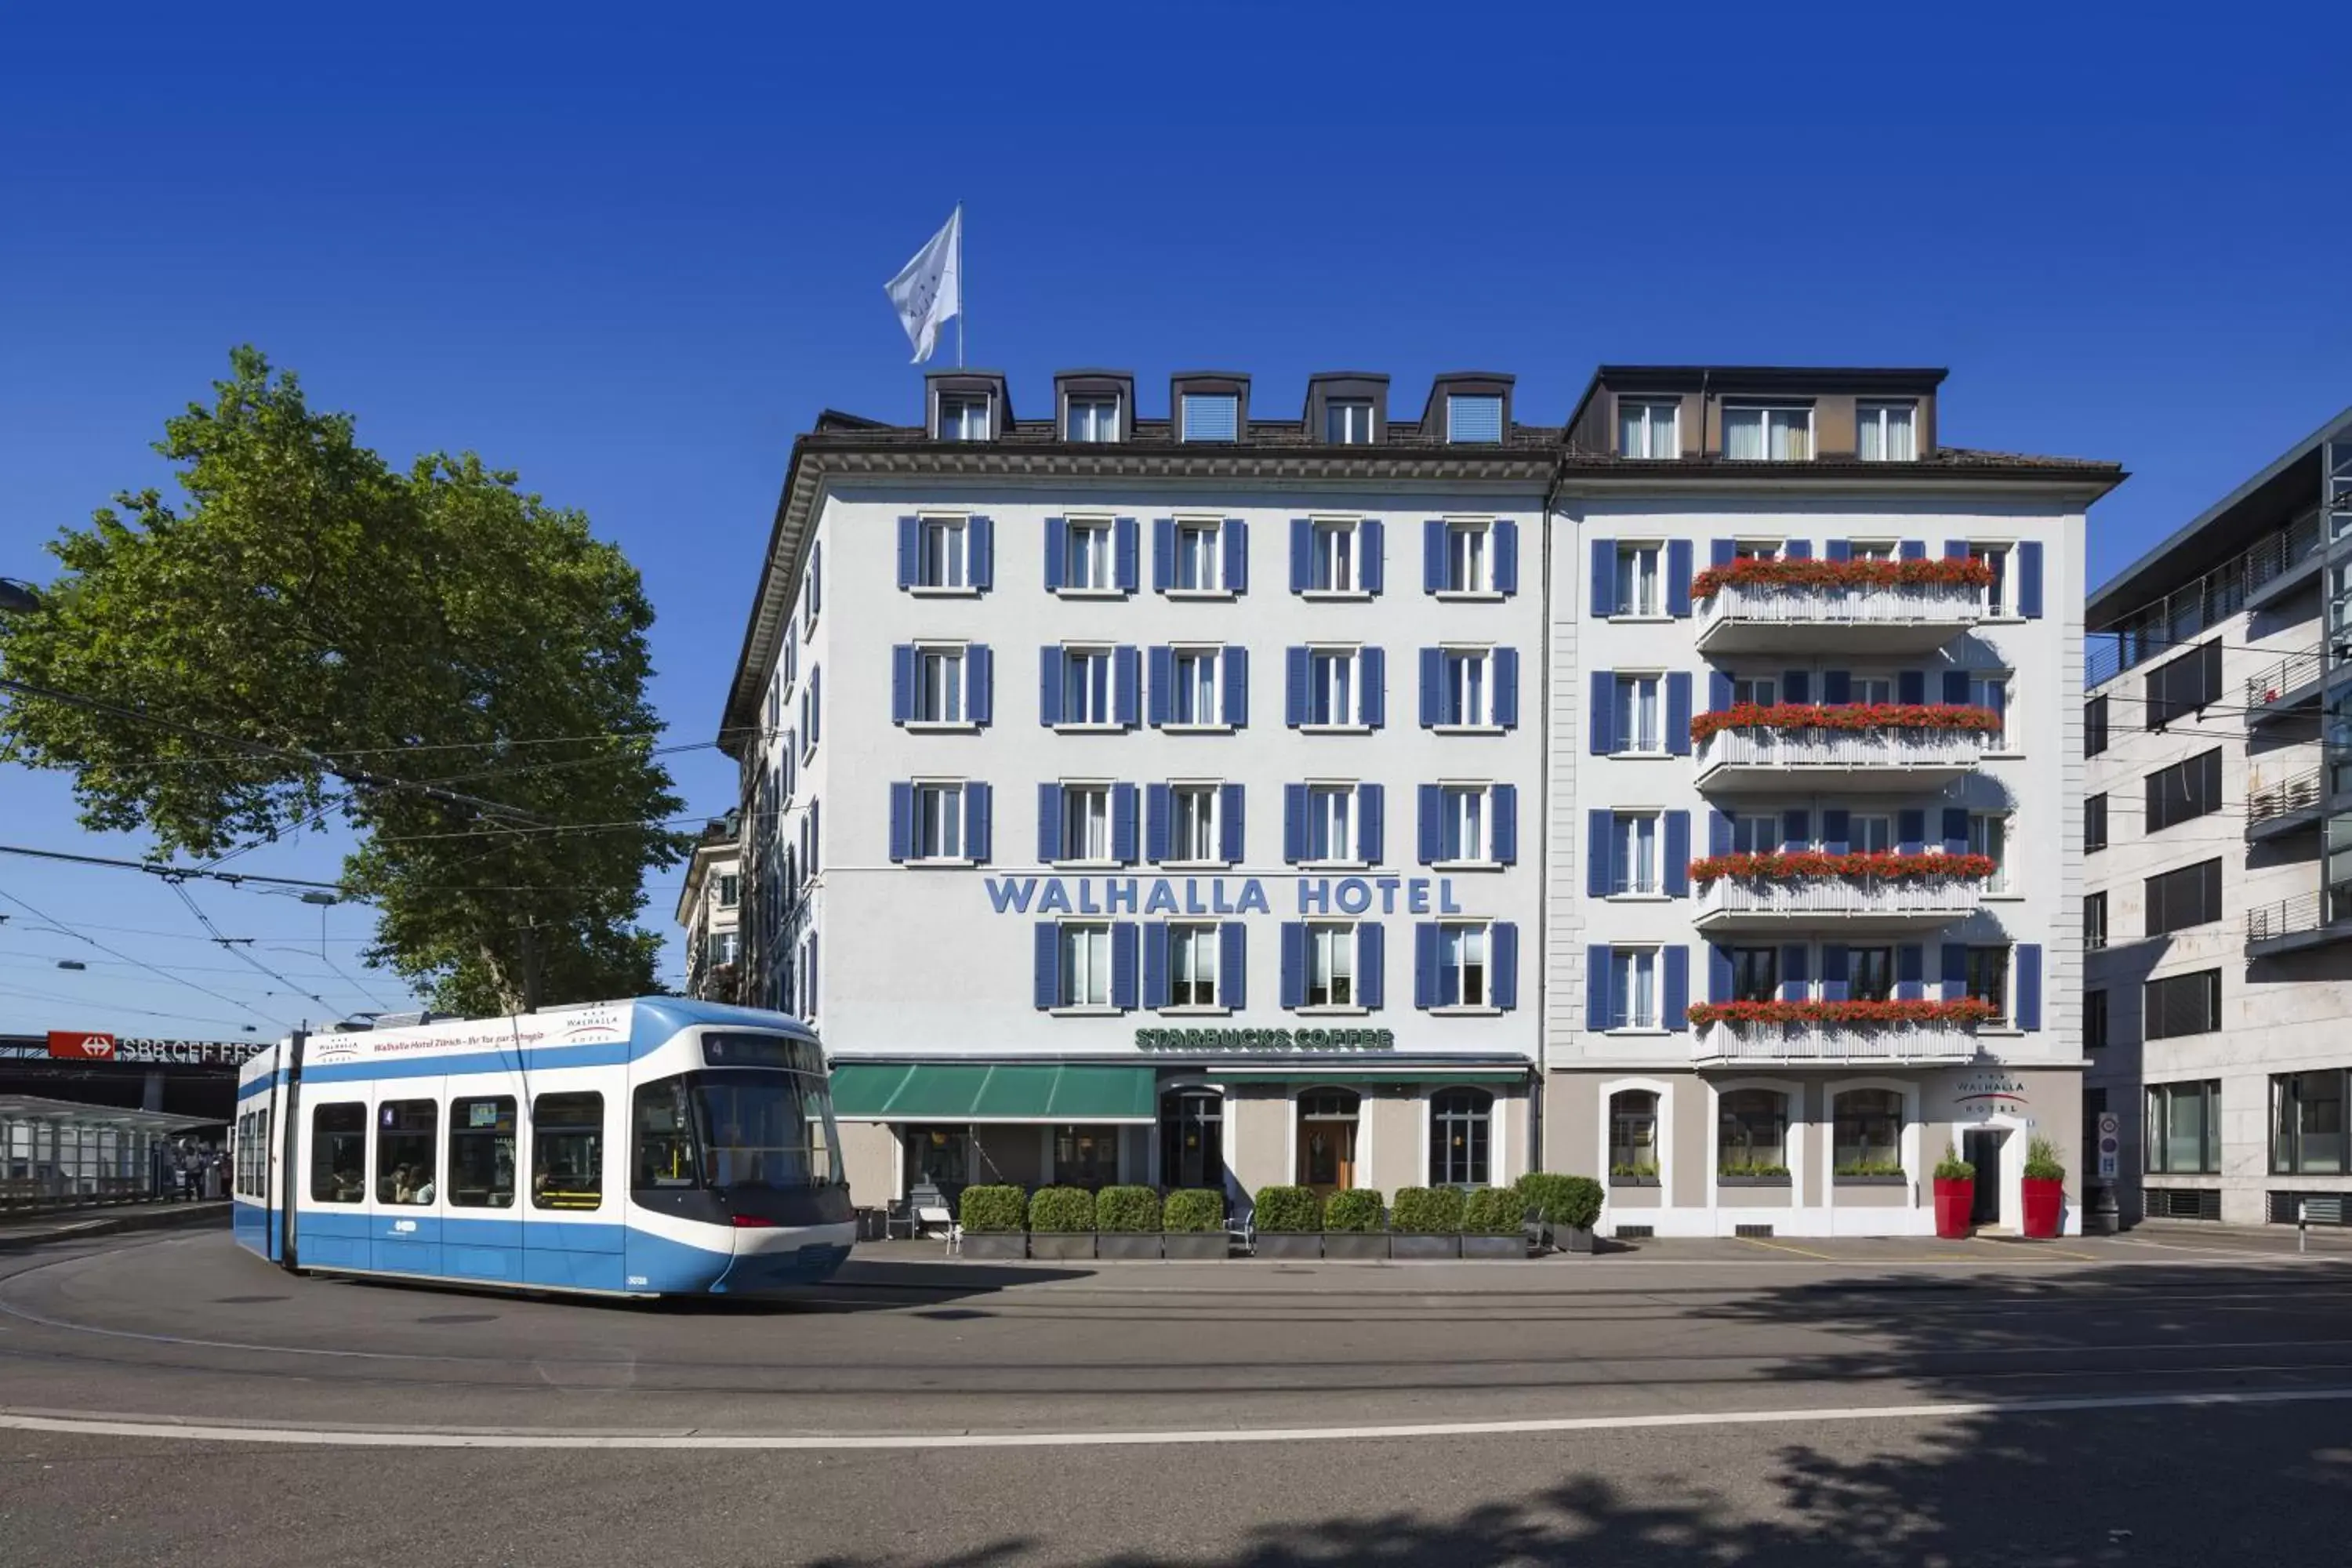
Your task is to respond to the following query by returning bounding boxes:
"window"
[713,875,740,912]
[631,1079,697,1189]
[1850,677,1894,706]
[2271,1070,2347,1175]
[1306,648,1358,727]
[1850,541,1897,563]
[913,782,964,861]
[1610,1091,1659,1176]
[309,1102,367,1203]
[1730,946,1779,1003]
[1443,521,1492,593]
[2086,793,2108,853]
[938,394,990,441]
[1170,785,1219,864]
[1440,922,1492,1007]
[2085,989,2108,1051]
[1306,922,1355,1007]
[1849,946,1894,1003]
[1965,946,2010,1025]
[2144,970,2222,1040]
[1969,812,2011,894]
[1325,398,1374,444]
[1173,519,1221,592]
[1181,392,1238,442]
[1718,1089,1788,1174]
[1059,648,1112,725]
[1833,1089,1904,1171]
[706,931,739,968]
[2085,891,2108,952]
[1610,947,1658,1028]
[2143,859,2222,938]
[1439,649,1496,728]
[2146,750,2223,832]
[1849,815,1893,854]
[375,1100,437,1205]
[1731,675,1777,708]
[913,646,966,724]
[1168,649,1219,726]
[2146,1080,2221,1174]
[1610,812,1659,895]
[1612,674,1662,753]
[1059,785,1111,863]
[1971,673,2013,749]
[1059,924,1112,1007]
[1969,544,2014,616]
[1064,518,1115,592]
[448,1096,517,1209]
[1054,1125,1120,1188]
[1170,924,1220,1007]
[1308,519,1361,593]
[1723,405,1813,461]
[1733,541,1781,562]
[1430,1090,1493,1185]
[2085,694,2109,757]
[1065,395,1120,443]
[1439,786,1490,864]
[532,1092,604,1210]
[2144,640,2222,728]
[1619,399,1679,458]
[1730,814,1780,855]
[1446,394,1503,444]
[1304,785,1355,863]
[1614,544,1662,616]
[1856,402,1917,462]
[916,516,967,589]
[1160,1090,1223,1188]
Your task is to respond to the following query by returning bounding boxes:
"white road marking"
[5,1386,2350,1451]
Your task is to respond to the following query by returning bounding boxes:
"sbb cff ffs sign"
[47,1032,118,1060]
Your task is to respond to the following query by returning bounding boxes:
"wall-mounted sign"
[1135,1027,1397,1052]
[987,877,1467,919]
[43,1033,267,1066]
[2096,1111,2120,1180]
[1952,1074,2030,1117]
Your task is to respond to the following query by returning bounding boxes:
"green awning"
[1212,1070,1529,1087]
[828,1063,1157,1123]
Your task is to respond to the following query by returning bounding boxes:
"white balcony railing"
[1694,1021,1980,1065]
[1696,728,1991,775]
[1697,583,1986,636]
[1696,877,1985,923]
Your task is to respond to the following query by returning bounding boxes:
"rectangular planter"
[1388,1233,1462,1261]
[1094,1232,1162,1261]
[1027,1232,1096,1261]
[1159,1232,1229,1260]
[1319,1232,1389,1261]
[1835,1174,1907,1188]
[1461,1235,1526,1260]
[1550,1225,1595,1254]
[1253,1232,1321,1261]
[960,1232,1025,1261]
[1718,1176,1792,1189]
[1610,1177,1660,1189]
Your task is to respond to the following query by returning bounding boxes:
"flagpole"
[956,202,965,368]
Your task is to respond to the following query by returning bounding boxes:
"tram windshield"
[633,1067,844,1193]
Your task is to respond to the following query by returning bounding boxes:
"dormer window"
[1325,399,1375,445]
[1723,404,1812,461]
[1857,401,1917,462]
[1619,399,1679,459]
[1446,394,1503,444]
[1066,395,1120,443]
[938,393,992,441]
[1181,393,1239,442]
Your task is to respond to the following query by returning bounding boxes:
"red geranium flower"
[1690,702,2002,743]
[1686,998,1999,1027]
[1689,554,1997,603]
[1686,851,1997,883]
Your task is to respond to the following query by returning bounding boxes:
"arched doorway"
[1296,1090,1359,1195]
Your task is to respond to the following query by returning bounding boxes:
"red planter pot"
[1933,1178,1974,1240]
[2021,1177,2064,1239]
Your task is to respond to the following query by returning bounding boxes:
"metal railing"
[1696,728,1991,773]
[2246,647,2328,710]
[2246,766,2325,828]
[2248,883,2352,943]
[1697,878,1984,921]
[2088,505,2321,691]
[2242,508,2324,601]
[1697,583,1984,632]
[1693,1021,1980,1065]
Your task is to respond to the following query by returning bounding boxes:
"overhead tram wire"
[163,881,340,1016]
[0,881,295,1031]
[0,980,272,1032]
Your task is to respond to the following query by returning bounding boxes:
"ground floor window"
[903,1123,971,1192]
[1160,1091,1222,1191]
[2146,1080,2220,1174]
[1429,1090,1492,1187]
[2271,1069,2347,1174]
[1718,1089,1788,1176]
[1832,1089,1904,1175]
[1610,1090,1658,1178]
[1297,1090,1359,1191]
[1053,1124,1120,1189]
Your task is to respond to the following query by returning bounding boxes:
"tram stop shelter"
[0,1093,218,1212]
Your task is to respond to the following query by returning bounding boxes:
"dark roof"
[1552,445,2122,481]
[787,416,1566,452]
[1567,365,1950,430]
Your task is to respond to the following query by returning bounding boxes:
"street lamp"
[0,579,39,616]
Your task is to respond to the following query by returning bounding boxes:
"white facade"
[675,838,742,1002]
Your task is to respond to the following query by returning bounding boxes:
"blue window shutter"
[1418,785,1443,865]
[1943,670,1970,705]
[1223,518,1248,593]
[1361,519,1385,595]
[1115,517,1140,593]
[1820,944,1849,1000]
[1709,671,1734,712]
[1584,945,1612,1031]
[1220,783,1245,863]
[1590,537,1616,616]
[1112,922,1139,1010]
[1821,808,1849,854]
[1425,520,1447,594]
[1709,943,1733,1004]
[1357,924,1383,1009]
[969,514,993,591]
[1148,646,1173,728]
[1708,808,1732,857]
[887,782,913,862]
[1940,942,1969,1000]
[1942,808,1969,853]
[1663,947,1690,1029]
[1496,648,1519,729]
[1900,539,1926,561]
[1897,809,1926,854]
[1711,538,1736,568]
[1493,924,1519,1011]
[1785,540,1813,560]
[1223,647,1249,728]
[1667,672,1693,756]
[1587,811,1610,898]
[1986,681,2005,724]
[1283,784,1307,864]
[1419,648,1442,728]
[1664,811,1690,896]
[965,782,991,863]
[810,668,819,746]
[2020,541,2045,619]
[1782,808,1810,850]
[968,644,993,727]
[1280,923,1306,1008]
[1361,647,1385,728]
[1044,517,1066,590]
[1825,539,1851,562]
[1495,519,1519,595]
[1289,517,1312,593]
[1034,924,1060,1010]
[1040,647,1062,727]
[1425,924,1454,1008]
[895,516,919,589]
[1359,784,1385,863]
[1221,923,1247,1010]
[1152,517,1175,593]
[1113,784,1140,864]
[1898,670,1926,706]
[1285,646,1309,728]
[2017,944,2043,1029]
[1780,943,1809,999]
[1494,784,1518,866]
[891,644,914,724]
[1590,671,1616,753]
[1896,942,1925,1000]
[1146,783,1172,864]
[1784,670,1811,704]
[1116,646,1142,728]
[1143,922,1170,1009]
[1823,670,1851,705]
[1038,783,1062,862]
[1668,539,1693,617]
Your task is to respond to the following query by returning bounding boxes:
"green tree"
[0,347,688,1014]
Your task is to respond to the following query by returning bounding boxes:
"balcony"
[2245,765,2325,843]
[2241,510,2324,612]
[1693,1020,1980,1067]
[2246,883,2352,958]
[1694,583,1986,655]
[1693,875,1987,933]
[1693,717,1994,793]
[2245,647,2328,729]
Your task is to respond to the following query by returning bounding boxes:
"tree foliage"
[0,348,687,1014]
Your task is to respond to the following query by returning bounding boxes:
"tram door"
[368,1077,447,1278]
[522,1082,622,1291]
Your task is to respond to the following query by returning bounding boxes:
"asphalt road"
[2,1225,2348,1564]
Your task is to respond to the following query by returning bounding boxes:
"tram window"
[447,1096,517,1209]
[257,1106,270,1203]
[310,1103,368,1203]
[376,1101,437,1204]
[532,1091,604,1210]
[633,1080,699,1189]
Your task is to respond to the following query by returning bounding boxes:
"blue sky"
[3,4,2349,1037]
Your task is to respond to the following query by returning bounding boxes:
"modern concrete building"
[675,820,742,1004]
[2083,409,2352,1227]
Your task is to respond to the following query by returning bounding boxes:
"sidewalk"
[0,1199,229,1248]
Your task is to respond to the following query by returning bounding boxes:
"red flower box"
[1690,702,2002,744]
[1686,850,1996,884]
[1685,998,1998,1028]
[1689,554,1996,603]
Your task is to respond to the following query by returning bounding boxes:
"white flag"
[884,207,961,365]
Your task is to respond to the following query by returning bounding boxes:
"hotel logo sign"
[987,876,1466,919]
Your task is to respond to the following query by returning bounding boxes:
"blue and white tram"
[229,997,854,1296]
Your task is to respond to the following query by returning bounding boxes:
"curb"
[0,1203,230,1250]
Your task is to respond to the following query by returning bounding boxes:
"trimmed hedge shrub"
[1390,1185,1465,1234]
[1094,1185,1162,1233]
[1323,1189,1385,1233]
[1027,1186,1095,1234]
[960,1184,1026,1234]
[1461,1187,1528,1235]
[1163,1188,1225,1233]
[1515,1172,1603,1232]
[1253,1185,1320,1233]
